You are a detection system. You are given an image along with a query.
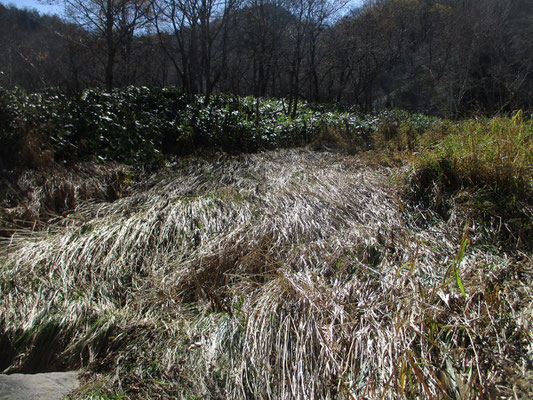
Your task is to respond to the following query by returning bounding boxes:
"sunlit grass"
[414,111,532,201]
[1,148,531,399]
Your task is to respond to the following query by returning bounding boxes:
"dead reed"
[0,149,531,399]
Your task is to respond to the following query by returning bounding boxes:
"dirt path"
[0,371,80,400]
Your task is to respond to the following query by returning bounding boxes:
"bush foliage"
[0,87,439,168]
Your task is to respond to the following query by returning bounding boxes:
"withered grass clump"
[0,162,134,237]
[0,150,531,399]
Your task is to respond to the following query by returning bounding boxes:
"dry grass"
[0,162,133,237]
[0,149,531,399]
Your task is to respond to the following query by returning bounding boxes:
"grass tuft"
[413,112,532,201]
[403,112,532,249]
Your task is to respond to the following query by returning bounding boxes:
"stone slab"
[0,371,79,400]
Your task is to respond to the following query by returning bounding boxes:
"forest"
[0,1,532,399]
[1,0,533,115]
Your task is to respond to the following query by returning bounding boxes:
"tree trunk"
[105,0,115,91]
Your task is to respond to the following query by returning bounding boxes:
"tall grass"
[1,150,531,399]
[405,112,532,249]
[413,111,532,199]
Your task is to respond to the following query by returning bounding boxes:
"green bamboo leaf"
[454,267,466,297]
[452,237,468,296]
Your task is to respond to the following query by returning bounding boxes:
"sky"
[0,0,63,15]
[1,0,364,17]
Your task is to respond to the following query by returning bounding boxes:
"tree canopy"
[1,0,532,115]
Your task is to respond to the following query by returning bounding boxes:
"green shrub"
[0,87,57,169]
[0,87,445,168]
[1,88,381,166]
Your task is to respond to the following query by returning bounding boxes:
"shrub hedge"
[0,86,436,167]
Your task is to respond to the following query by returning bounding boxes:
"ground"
[1,149,531,399]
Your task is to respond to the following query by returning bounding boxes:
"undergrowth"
[1,150,531,399]
[0,88,532,399]
[406,112,532,249]
[0,87,417,167]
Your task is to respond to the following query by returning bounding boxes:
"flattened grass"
[0,149,531,399]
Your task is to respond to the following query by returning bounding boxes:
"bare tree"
[151,0,241,99]
[284,0,347,117]
[58,0,150,90]
[233,0,291,97]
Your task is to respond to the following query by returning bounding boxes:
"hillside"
[1,0,533,115]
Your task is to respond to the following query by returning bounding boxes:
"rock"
[0,371,79,400]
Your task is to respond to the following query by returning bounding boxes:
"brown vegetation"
[2,0,533,115]
[1,149,531,399]
[0,162,134,237]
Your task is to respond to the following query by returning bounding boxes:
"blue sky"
[1,0,63,15]
[1,0,363,17]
